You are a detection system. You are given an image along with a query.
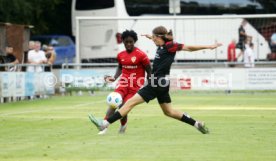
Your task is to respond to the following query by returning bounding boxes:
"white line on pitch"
[0,100,105,116]
[73,100,105,108]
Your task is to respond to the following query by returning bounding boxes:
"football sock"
[120,116,128,126]
[107,111,122,124]
[104,116,108,120]
[181,113,196,126]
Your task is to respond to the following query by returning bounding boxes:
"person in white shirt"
[27,41,47,72]
[244,43,255,68]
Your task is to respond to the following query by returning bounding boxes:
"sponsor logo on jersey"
[131,56,136,63]
[122,65,138,69]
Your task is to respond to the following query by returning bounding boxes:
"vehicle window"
[56,37,71,46]
[180,0,263,15]
[31,37,72,47]
[125,0,276,16]
[125,0,168,16]
[75,0,115,10]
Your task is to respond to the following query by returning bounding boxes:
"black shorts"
[138,78,171,104]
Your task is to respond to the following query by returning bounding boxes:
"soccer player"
[89,26,222,134]
[97,30,151,135]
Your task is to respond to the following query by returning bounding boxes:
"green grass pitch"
[0,91,276,161]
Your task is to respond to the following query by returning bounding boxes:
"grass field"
[0,91,276,161]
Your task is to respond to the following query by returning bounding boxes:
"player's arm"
[114,65,122,80]
[140,52,152,80]
[144,64,151,80]
[104,65,122,83]
[141,34,153,40]
[181,43,222,52]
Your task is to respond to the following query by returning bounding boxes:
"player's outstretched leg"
[98,128,108,135]
[89,94,145,133]
[159,103,209,134]
[88,114,108,131]
[119,115,128,134]
[98,108,116,135]
[195,121,209,134]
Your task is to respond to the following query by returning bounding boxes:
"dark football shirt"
[6,54,16,63]
[152,41,183,77]
[238,26,246,43]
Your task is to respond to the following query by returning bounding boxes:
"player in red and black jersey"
[89,26,221,134]
[99,30,151,135]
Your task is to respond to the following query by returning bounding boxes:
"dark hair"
[152,26,173,42]
[121,30,138,42]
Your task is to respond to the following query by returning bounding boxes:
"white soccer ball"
[106,92,123,109]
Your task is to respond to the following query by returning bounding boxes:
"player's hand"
[141,34,152,39]
[104,75,115,83]
[210,43,223,50]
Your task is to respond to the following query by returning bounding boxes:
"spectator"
[245,35,253,49]
[5,46,19,71]
[244,43,255,68]
[227,39,236,67]
[22,41,36,72]
[44,45,56,72]
[270,33,276,53]
[27,41,47,72]
[236,20,248,60]
[29,41,35,50]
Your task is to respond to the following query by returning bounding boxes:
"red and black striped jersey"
[152,41,184,77]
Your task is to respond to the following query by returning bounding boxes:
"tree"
[0,0,72,35]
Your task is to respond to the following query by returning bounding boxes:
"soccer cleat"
[98,128,108,135]
[88,114,106,131]
[197,122,209,134]
[118,124,127,134]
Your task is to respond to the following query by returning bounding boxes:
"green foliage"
[0,0,72,35]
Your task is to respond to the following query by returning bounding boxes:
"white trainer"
[98,128,108,135]
[118,124,127,134]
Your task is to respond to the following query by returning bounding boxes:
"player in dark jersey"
[89,26,222,134]
[97,30,151,135]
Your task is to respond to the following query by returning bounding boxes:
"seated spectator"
[27,41,47,72]
[270,33,276,53]
[5,46,19,71]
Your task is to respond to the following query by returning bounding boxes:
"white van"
[72,0,274,62]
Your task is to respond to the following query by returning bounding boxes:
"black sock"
[107,111,122,124]
[181,113,196,126]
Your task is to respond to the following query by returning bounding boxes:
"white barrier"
[59,67,276,91]
[60,68,116,88]
[170,68,276,90]
[0,72,55,100]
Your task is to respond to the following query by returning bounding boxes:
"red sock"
[120,117,127,126]
[104,116,108,120]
